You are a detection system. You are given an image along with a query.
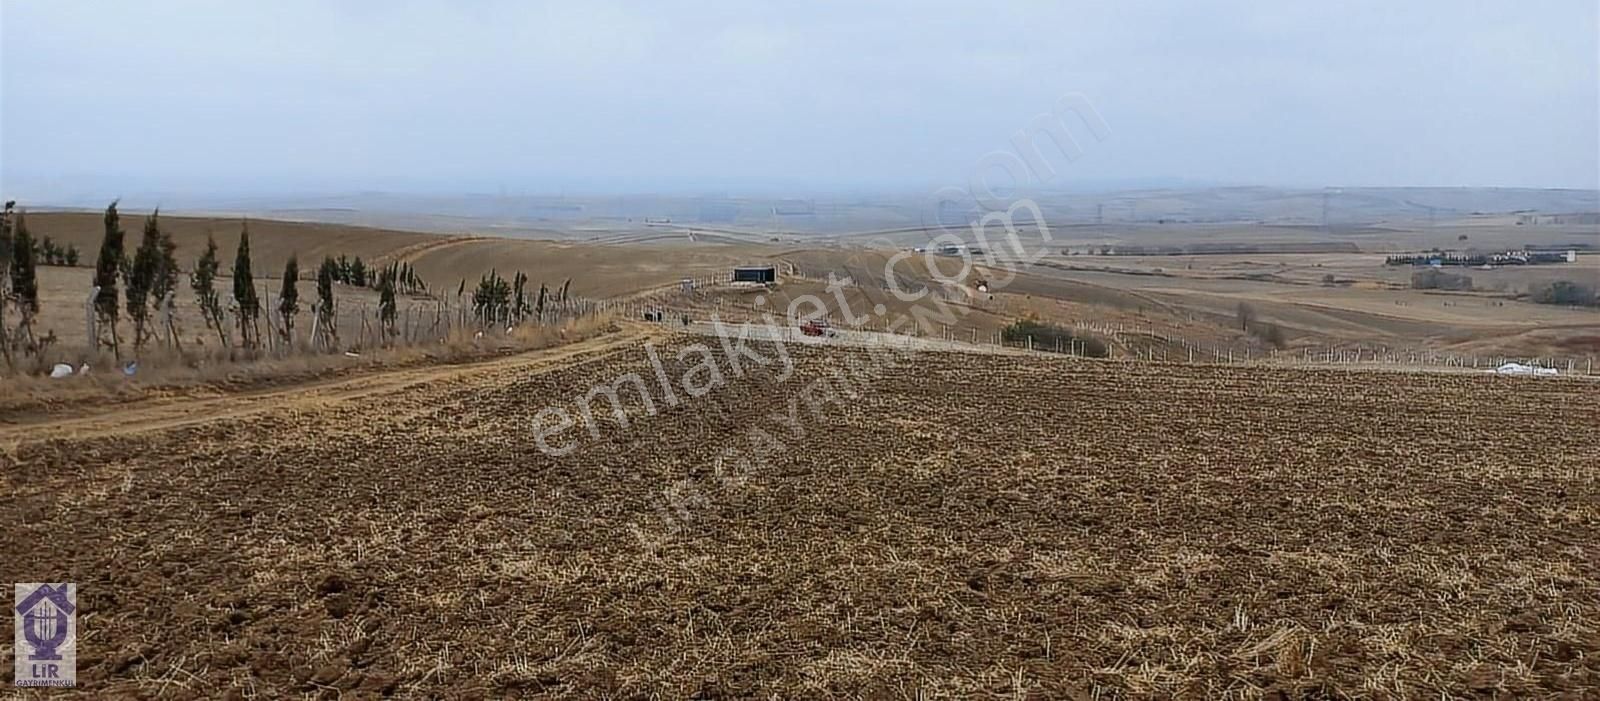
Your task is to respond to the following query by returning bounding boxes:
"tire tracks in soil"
[365,234,492,268]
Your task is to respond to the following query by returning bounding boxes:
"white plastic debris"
[1493,362,1558,376]
[50,363,75,379]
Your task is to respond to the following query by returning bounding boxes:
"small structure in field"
[732,265,776,284]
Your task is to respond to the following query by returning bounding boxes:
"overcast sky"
[2,1,1597,198]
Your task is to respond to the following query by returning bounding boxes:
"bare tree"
[1236,302,1257,332]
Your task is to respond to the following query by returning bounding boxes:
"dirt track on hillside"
[0,330,650,445]
[2,336,1598,698]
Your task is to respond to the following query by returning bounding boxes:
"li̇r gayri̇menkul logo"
[14,583,77,687]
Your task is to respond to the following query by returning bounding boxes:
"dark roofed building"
[732,265,776,284]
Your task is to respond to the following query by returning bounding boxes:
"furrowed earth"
[2,330,1598,698]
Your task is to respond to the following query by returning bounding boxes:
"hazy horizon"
[4,1,1598,203]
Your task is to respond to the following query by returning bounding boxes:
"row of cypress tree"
[1,202,590,372]
[15,201,413,363]
[0,201,41,368]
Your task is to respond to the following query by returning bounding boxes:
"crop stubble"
[2,338,1598,698]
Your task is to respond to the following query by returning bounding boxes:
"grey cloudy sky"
[2,0,1597,197]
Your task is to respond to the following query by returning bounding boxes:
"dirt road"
[0,330,653,445]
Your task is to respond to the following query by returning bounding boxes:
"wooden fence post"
[85,285,101,353]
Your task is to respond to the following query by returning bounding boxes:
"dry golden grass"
[0,315,621,421]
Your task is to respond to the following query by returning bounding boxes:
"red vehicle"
[799,319,835,337]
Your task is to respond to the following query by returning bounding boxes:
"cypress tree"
[278,255,300,343]
[377,265,397,341]
[93,201,126,356]
[316,256,338,346]
[0,202,13,366]
[10,212,39,353]
[512,271,528,322]
[0,201,12,274]
[11,213,39,319]
[192,235,226,347]
[232,223,260,348]
[126,211,163,350]
[152,226,180,346]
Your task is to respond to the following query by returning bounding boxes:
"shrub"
[1250,321,1287,349]
[1001,318,1108,357]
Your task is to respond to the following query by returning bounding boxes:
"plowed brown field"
[3,335,1598,699]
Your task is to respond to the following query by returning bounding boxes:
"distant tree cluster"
[1410,269,1474,291]
[329,255,369,287]
[325,256,426,295]
[1001,317,1109,357]
[473,270,513,322]
[32,236,81,267]
[470,271,572,325]
[1530,280,1598,307]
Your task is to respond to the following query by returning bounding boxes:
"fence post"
[85,285,101,352]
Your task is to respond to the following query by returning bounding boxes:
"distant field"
[11,211,1598,363]
[20,211,444,275]
[1047,250,1600,293]
[20,212,765,301]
